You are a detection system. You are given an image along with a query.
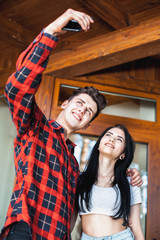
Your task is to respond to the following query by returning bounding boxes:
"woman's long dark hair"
[76,124,135,224]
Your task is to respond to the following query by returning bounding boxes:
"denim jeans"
[5,221,32,240]
[81,227,134,240]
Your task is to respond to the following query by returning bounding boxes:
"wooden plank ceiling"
[1,0,160,95]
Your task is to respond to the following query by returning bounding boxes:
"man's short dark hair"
[68,86,107,122]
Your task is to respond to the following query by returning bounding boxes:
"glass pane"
[101,92,156,122]
[130,142,148,238]
[70,134,148,239]
[0,96,16,230]
[58,85,156,122]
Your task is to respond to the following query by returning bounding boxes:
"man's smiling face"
[60,93,98,132]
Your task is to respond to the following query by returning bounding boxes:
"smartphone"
[62,20,82,32]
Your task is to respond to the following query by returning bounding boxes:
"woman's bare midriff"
[81,214,126,237]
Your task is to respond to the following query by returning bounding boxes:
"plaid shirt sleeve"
[4,30,59,137]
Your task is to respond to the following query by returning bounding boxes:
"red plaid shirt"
[0,31,79,240]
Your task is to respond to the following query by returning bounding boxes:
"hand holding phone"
[44,9,93,35]
[62,20,82,32]
[62,17,94,32]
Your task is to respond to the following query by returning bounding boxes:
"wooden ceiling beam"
[132,4,160,24]
[79,0,131,29]
[73,73,160,95]
[45,16,160,78]
[0,15,35,48]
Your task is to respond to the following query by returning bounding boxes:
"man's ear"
[82,123,90,130]
[61,100,69,109]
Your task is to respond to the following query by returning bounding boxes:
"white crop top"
[79,177,142,216]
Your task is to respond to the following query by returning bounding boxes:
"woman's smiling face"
[98,127,126,160]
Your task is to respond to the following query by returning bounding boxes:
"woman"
[76,124,144,240]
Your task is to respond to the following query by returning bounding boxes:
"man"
[0,9,142,240]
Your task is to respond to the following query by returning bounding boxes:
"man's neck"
[56,114,73,141]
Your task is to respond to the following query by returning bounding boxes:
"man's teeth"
[73,113,81,120]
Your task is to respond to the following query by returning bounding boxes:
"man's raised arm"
[5,9,93,138]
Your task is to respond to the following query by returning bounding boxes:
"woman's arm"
[128,204,145,240]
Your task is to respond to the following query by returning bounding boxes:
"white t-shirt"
[79,177,142,216]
